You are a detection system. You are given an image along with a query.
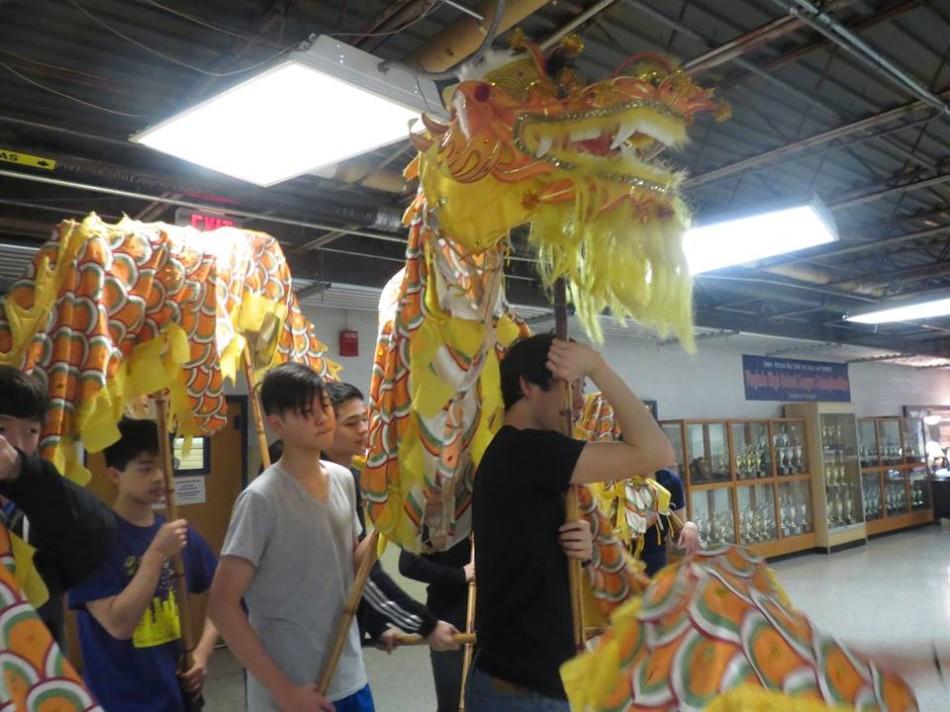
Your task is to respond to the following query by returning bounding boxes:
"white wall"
[299,306,950,420]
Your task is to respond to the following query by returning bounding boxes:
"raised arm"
[545,340,674,485]
[0,438,116,588]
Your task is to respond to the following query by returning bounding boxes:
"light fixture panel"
[132,36,445,186]
[846,295,950,324]
[685,203,838,275]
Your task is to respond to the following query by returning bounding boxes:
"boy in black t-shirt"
[469,335,674,711]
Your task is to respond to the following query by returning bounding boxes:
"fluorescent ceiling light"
[132,36,444,186]
[845,295,950,324]
[685,203,838,275]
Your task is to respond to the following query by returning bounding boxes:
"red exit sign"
[174,208,242,231]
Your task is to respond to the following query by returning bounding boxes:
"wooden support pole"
[151,394,197,668]
[458,538,477,712]
[553,279,585,652]
[317,529,381,694]
[395,632,477,647]
[242,347,271,470]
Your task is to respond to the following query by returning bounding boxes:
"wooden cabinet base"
[746,532,817,559]
[866,508,933,536]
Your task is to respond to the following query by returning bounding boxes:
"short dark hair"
[260,363,327,417]
[0,366,48,421]
[325,382,364,410]
[103,417,160,470]
[500,334,556,411]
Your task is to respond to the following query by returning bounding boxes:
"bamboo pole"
[553,279,586,652]
[392,627,609,647]
[395,632,477,646]
[317,529,381,694]
[151,394,197,669]
[242,347,271,470]
[458,538,477,712]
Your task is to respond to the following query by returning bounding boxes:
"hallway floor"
[204,525,950,711]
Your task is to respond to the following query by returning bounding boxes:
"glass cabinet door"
[686,423,730,484]
[858,419,879,469]
[910,467,931,510]
[736,484,777,544]
[773,420,808,475]
[661,422,685,480]
[901,418,926,466]
[777,479,812,537]
[690,488,736,546]
[879,419,902,466]
[862,472,883,521]
[884,468,908,516]
[732,422,770,480]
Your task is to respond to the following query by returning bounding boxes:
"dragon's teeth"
[610,120,638,150]
[569,127,601,142]
[536,135,553,157]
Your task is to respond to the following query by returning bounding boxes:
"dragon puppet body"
[364,34,916,711]
[364,35,723,557]
[0,214,339,485]
[0,215,339,711]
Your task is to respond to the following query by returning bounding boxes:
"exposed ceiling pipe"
[0,144,406,231]
[761,263,889,296]
[830,260,950,292]
[757,223,950,267]
[0,168,409,240]
[723,0,924,89]
[774,0,950,115]
[539,0,619,50]
[828,171,950,212]
[407,0,550,72]
[684,90,950,188]
[682,0,852,75]
[697,273,879,308]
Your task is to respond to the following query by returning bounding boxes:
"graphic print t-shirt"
[69,513,217,712]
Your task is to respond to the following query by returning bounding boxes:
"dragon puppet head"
[408,32,728,347]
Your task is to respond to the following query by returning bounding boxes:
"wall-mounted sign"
[742,354,851,402]
[174,207,242,231]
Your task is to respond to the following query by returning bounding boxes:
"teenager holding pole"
[466,335,674,711]
[68,417,218,711]
[209,363,375,712]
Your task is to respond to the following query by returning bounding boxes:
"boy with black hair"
[322,381,459,655]
[69,417,218,711]
[0,365,115,645]
[209,363,375,712]
[468,335,675,711]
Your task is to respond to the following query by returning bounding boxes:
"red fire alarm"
[339,329,359,357]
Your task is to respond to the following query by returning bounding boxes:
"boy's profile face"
[110,452,164,506]
[0,414,42,455]
[270,392,336,453]
[331,398,369,460]
[521,377,566,432]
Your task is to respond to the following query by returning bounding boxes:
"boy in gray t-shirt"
[209,363,376,712]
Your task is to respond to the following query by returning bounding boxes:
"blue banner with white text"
[742,354,851,402]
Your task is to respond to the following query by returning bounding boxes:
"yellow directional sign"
[0,148,57,170]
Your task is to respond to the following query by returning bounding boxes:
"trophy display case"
[857,416,933,536]
[783,403,867,553]
[661,418,815,557]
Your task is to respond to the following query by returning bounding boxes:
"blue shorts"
[334,685,375,712]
